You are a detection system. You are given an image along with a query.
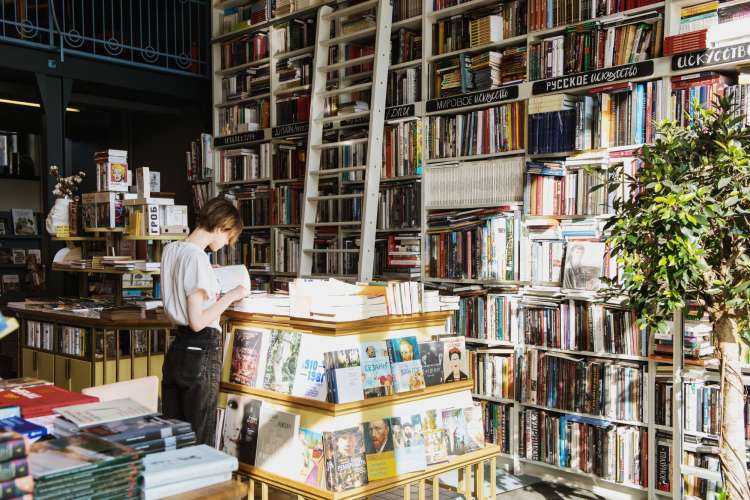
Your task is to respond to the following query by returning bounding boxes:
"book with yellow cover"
[362,419,396,481]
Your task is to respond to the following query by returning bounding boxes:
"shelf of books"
[217,309,505,498]
[206,0,750,496]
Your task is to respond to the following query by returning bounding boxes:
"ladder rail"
[357,0,392,281]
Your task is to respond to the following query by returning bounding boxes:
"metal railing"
[0,0,209,77]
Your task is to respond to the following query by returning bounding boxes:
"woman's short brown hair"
[196,196,242,244]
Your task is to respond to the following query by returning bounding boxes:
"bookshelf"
[206,0,750,496]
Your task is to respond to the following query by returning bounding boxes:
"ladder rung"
[322,0,378,20]
[313,166,367,175]
[303,248,360,254]
[313,139,368,149]
[320,82,373,97]
[306,221,362,227]
[318,110,370,124]
[319,54,375,72]
[309,193,363,201]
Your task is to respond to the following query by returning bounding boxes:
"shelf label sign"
[213,131,264,147]
[272,122,309,138]
[672,42,750,71]
[426,85,520,112]
[385,104,415,120]
[531,61,654,95]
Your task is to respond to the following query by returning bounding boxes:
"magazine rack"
[220,310,501,500]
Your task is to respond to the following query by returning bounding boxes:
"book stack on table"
[0,431,33,499]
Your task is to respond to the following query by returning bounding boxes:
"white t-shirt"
[161,241,220,330]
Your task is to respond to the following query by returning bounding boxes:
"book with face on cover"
[441,336,469,383]
[291,335,328,401]
[387,336,425,393]
[254,404,301,479]
[391,414,427,474]
[221,395,262,466]
[359,341,393,398]
[418,340,445,387]
[362,418,396,481]
[229,328,268,387]
[262,330,302,394]
[323,426,368,492]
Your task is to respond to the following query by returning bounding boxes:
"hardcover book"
[562,241,605,291]
[363,419,396,481]
[324,348,365,404]
[323,426,368,492]
[387,336,425,392]
[0,431,28,463]
[463,403,486,452]
[254,404,300,479]
[297,428,325,487]
[262,330,302,394]
[53,398,156,429]
[0,385,98,418]
[359,341,393,398]
[230,328,267,387]
[78,416,192,445]
[441,407,468,456]
[0,416,47,441]
[141,444,238,489]
[291,335,328,401]
[221,395,262,465]
[441,336,469,383]
[418,340,445,387]
[392,414,427,474]
[422,410,448,465]
[0,457,29,482]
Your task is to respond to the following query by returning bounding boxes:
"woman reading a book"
[160,196,248,446]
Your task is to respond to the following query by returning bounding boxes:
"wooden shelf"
[122,234,187,241]
[519,402,648,427]
[83,227,125,233]
[221,378,473,416]
[51,264,160,276]
[224,310,452,335]
[518,458,649,492]
[52,236,106,241]
[238,444,501,500]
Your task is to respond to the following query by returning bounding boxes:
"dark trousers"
[162,326,222,446]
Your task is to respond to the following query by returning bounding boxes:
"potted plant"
[45,166,85,235]
[605,96,750,498]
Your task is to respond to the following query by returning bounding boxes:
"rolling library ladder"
[299,0,392,281]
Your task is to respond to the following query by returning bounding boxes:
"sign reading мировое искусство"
[672,41,750,71]
[531,60,654,95]
[426,85,520,112]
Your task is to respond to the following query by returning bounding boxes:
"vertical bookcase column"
[672,310,684,499]
[210,5,223,203]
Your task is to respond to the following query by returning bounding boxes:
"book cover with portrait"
[392,414,427,474]
[323,426,368,492]
[359,341,392,398]
[362,418,396,481]
[387,336,425,393]
[229,329,267,387]
[441,336,469,383]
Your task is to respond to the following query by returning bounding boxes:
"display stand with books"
[7,302,171,392]
[218,309,501,500]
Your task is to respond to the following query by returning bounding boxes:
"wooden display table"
[7,302,173,391]
[221,310,502,500]
[165,480,249,500]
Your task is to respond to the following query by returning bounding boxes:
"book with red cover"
[0,385,99,418]
[664,31,707,55]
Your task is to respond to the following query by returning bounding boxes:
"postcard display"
[219,310,501,499]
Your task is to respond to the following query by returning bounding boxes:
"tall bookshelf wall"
[210,0,750,497]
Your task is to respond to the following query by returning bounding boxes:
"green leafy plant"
[604,95,750,498]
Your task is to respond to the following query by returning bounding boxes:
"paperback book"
[262,330,302,394]
[392,414,427,474]
[221,395,262,466]
[387,336,426,393]
[442,336,469,383]
[254,404,300,479]
[323,426,368,492]
[229,328,267,387]
[297,428,325,488]
[363,419,396,481]
[419,340,445,387]
[422,409,448,465]
[291,336,328,401]
[359,341,393,398]
[324,348,365,404]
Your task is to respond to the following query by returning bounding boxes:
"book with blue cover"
[392,414,426,474]
[387,336,425,393]
[0,416,47,441]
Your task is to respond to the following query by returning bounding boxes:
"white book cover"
[141,444,238,488]
[141,471,232,500]
[291,335,328,401]
[254,404,301,478]
[214,265,251,295]
[53,398,156,428]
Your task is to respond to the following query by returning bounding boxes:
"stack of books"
[469,15,503,47]
[0,385,98,419]
[29,433,142,498]
[0,431,33,498]
[141,445,238,499]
